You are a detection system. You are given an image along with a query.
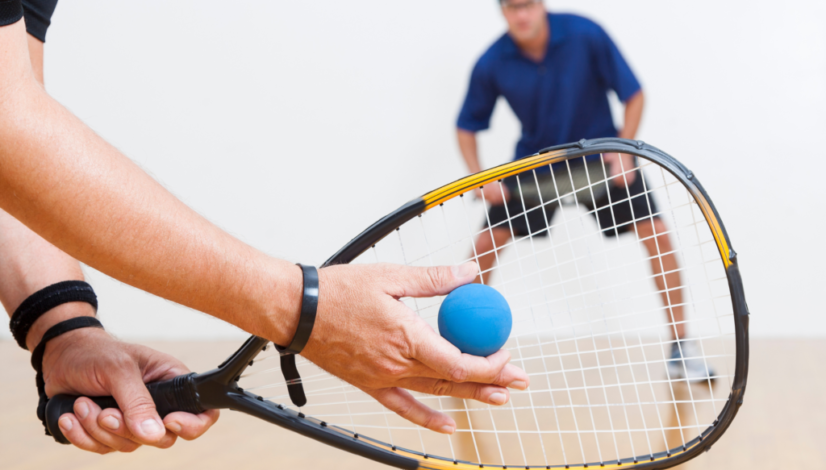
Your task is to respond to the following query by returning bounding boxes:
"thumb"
[108,368,166,445]
[396,262,478,298]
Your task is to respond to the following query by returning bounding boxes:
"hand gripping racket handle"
[45,373,204,444]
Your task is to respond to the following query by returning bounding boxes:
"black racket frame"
[45,138,749,470]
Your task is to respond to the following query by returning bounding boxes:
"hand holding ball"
[438,284,512,357]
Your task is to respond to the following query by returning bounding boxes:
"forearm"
[457,129,482,174]
[0,26,91,350]
[619,90,644,140]
[0,208,95,349]
[0,21,301,344]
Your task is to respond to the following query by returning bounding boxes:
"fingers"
[105,364,173,447]
[58,413,113,454]
[69,398,140,452]
[368,388,456,434]
[164,410,220,440]
[412,331,530,389]
[398,378,511,406]
[95,407,177,449]
[390,263,478,298]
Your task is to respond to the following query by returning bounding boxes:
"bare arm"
[0,210,88,348]
[0,34,88,347]
[0,19,527,434]
[457,128,482,174]
[457,128,507,204]
[619,90,644,140]
[606,90,645,184]
[0,20,301,344]
[0,29,217,453]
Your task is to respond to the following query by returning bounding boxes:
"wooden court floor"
[2,339,823,470]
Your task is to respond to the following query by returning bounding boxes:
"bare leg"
[472,227,512,284]
[636,217,685,340]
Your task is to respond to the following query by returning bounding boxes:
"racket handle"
[45,373,204,444]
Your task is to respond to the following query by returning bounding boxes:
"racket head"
[228,138,749,470]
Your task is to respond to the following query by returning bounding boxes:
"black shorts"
[485,169,658,238]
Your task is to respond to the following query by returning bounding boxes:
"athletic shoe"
[667,340,715,383]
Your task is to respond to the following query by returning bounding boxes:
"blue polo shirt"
[457,13,641,161]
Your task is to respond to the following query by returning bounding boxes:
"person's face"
[501,0,547,43]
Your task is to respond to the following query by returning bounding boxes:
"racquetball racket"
[46,138,749,470]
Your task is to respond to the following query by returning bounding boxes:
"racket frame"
[47,138,749,470]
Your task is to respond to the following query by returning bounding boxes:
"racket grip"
[45,373,204,444]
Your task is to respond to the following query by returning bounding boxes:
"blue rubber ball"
[438,284,512,357]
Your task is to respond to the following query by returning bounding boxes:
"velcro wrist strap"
[31,317,104,436]
[9,281,98,350]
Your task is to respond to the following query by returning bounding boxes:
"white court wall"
[1,0,823,340]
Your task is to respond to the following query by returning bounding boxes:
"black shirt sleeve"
[0,0,58,42]
[0,0,24,28]
[22,0,58,42]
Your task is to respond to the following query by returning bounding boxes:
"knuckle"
[394,402,415,419]
[448,363,470,383]
[122,396,157,416]
[378,361,406,379]
[493,368,508,386]
[430,380,453,397]
[425,267,449,290]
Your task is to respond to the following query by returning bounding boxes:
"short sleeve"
[592,24,641,102]
[0,0,24,28]
[456,58,499,132]
[22,0,59,42]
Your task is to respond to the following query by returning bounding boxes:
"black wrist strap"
[275,264,319,408]
[283,264,319,354]
[31,317,104,436]
[10,281,98,350]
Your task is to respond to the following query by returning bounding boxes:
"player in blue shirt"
[457,0,712,382]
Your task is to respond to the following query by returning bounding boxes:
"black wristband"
[30,317,104,436]
[280,264,319,354]
[272,264,317,408]
[9,281,98,350]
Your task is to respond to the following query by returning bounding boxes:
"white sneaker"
[667,340,715,383]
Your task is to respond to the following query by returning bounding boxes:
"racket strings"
[404,176,688,272]
[245,338,734,397]
[238,154,735,467]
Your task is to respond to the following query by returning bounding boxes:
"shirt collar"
[502,12,567,58]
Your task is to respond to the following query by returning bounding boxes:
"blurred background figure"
[456,0,711,381]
